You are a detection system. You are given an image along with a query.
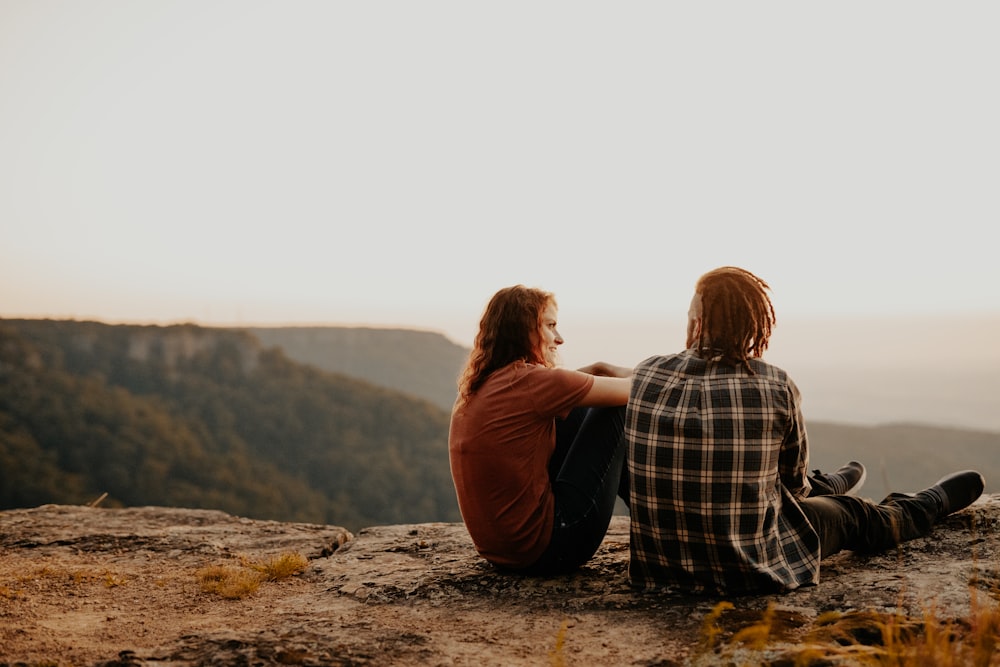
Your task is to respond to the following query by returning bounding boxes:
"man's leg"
[800,470,984,558]
[799,494,933,557]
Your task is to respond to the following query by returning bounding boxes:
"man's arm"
[576,361,633,378]
[779,386,812,499]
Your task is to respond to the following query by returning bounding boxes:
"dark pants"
[522,406,627,575]
[800,492,938,558]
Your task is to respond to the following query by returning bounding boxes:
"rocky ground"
[1,498,999,666]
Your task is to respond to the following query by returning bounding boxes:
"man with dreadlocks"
[625,266,985,594]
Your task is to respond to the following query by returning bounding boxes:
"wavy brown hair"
[456,285,555,406]
[693,266,775,373]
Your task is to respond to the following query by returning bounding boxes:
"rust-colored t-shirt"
[448,363,594,568]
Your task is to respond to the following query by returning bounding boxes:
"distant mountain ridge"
[245,324,1000,499]
[804,421,999,502]
[1,319,996,525]
[246,326,468,412]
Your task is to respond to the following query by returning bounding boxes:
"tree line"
[0,319,461,531]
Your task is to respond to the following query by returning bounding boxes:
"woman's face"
[535,302,564,367]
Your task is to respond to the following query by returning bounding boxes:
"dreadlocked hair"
[455,285,554,407]
[694,266,775,374]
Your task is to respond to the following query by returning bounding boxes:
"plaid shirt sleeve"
[778,377,811,501]
[626,350,821,595]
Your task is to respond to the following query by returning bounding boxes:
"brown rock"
[1,498,997,666]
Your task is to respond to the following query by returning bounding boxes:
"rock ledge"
[1,498,998,666]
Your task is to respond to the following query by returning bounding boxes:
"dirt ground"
[0,506,696,666]
[1,502,997,666]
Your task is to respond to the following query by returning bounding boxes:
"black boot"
[833,460,866,496]
[917,470,985,519]
[809,460,867,496]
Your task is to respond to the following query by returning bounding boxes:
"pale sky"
[3,2,999,371]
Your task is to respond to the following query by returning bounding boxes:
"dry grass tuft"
[197,564,262,599]
[245,552,309,581]
[695,591,1000,666]
[104,572,127,587]
[548,619,569,667]
[5,564,127,591]
[0,583,23,599]
[197,551,308,599]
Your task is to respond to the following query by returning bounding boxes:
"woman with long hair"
[449,285,632,575]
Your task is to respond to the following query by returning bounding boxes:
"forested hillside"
[247,326,468,411]
[0,319,459,531]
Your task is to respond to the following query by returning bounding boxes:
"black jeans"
[521,406,627,575]
[799,492,938,558]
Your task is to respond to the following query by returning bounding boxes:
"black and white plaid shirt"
[626,349,821,594]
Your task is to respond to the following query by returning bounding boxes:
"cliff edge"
[2,498,998,666]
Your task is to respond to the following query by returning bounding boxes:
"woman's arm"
[578,375,632,407]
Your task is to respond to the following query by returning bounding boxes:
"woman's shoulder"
[484,361,558,384]
[512,363,591,386]
[489,361,591,385]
